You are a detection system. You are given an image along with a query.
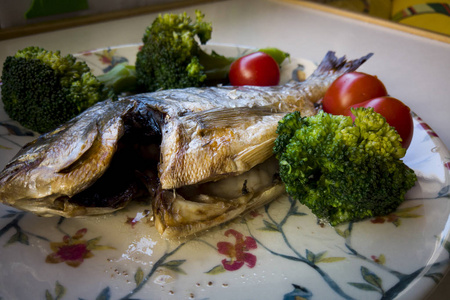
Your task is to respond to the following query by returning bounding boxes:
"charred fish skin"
[0,51,372,225]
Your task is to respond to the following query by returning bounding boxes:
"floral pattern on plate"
[0,44,449,300]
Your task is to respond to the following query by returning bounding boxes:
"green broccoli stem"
[97,63,137,95]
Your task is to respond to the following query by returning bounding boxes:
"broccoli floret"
[274,108,417,226]
[135,10,213,92]
[1,46,112,133]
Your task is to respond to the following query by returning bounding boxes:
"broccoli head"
[135,10,212,92]
[135,10,246,91]
[274,108,417,226]
[1,46,112,133]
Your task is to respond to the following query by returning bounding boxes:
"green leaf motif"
[6,231,29,246]
[335,228,350,238]
[54,281,65,300]
[135,267,144,286]
[45,290,54,300]
[443,240,450,254]
[95,287,111,300]
[425,272,444,284]
[348,282,381,292]
[162,260,185,267]
[314,251,327,262]
[304,250,345,264]
[45,281,66,300]
[290,205,307,217]
[317,256,346,263]
[205,264,226,275]
[306,249,315,263]
[161,260,187,275]
[259,220,279,232]
[292,212,307,216]
[361,266,383,289]
[374,254,386,265]
[86,237,101,250]
[392,219,402,227]
[1,212,18,219]
[396,204,423,214]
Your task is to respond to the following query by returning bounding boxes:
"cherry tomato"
[323,72,388,115]
[343,96,414,149]
[229,52,280,86]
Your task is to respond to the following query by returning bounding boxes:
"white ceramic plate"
[0,44,449,300]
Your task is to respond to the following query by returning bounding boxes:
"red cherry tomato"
[229,52,280,86]
[323,72,388,115]
[343,96,414,149]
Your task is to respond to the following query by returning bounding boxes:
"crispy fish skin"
[0,51,372,236]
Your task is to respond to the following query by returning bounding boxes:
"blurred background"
[0,0,449,39]
[0,0,190,28]
[308,0,450,36]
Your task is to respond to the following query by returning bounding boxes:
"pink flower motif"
[217,229,257,271]
[80,50,94,56]
[370,254,386,265]
[248,210,263,218]
[371,214,399,225]
[95,49,117,65]
[46,228,92,267]
[370,205,422,227]
[46,228,114,268]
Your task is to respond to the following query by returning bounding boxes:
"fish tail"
[311,51,374,77]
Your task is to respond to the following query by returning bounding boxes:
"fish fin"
[233,137,276,170]
[312,51,373,77]
[182,106,280,130]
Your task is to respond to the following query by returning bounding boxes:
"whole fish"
[0,51,372,238]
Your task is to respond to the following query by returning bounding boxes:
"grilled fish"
[0,51,372,237]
